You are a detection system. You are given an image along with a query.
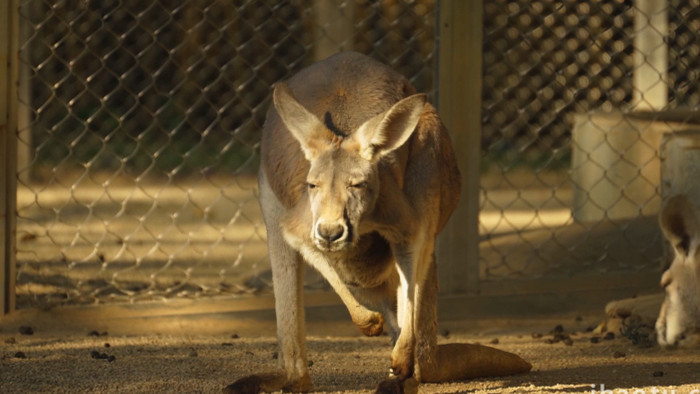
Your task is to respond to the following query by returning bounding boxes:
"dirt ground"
[1,310,699,394]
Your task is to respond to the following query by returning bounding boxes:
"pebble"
[88,331,108,337]
[653,371,664,377]
[613,351,626,359]
[19,326,34,336]
[14,351,26,359]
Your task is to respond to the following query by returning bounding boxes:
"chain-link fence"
[14,0,436,307]
[9,0,700,310]
[480,0,700,282]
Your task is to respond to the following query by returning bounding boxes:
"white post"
[633,0,668,110]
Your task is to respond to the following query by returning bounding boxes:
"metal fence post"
[436,0,482,295]
[0,0,19,316]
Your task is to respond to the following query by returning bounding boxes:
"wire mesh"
[480,0,700,281]
[14,0,700,308]
[14,0,436,307]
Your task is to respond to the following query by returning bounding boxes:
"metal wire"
[14,0,436,307]
[480,0,700,281]
[14,0,700,307]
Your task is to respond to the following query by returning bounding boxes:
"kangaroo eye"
[349,182,367,189]
[307,183,317,190]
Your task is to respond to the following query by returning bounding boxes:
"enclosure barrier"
[2,0,699,317]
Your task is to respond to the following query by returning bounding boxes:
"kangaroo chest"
[297,232,395,288]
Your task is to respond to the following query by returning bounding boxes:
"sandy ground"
[1,312,699,393]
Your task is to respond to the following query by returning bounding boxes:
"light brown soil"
[2,313,698,393]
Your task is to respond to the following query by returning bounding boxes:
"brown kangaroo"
[657,195,700,347]
[226,52,531,393]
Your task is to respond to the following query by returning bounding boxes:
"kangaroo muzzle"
[314,220,349,250]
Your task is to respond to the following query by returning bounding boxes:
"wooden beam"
[436,0,482,295]
[0,0,19,316]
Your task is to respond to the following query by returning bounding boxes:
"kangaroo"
[226,52,530,393]
[657,194,700,347]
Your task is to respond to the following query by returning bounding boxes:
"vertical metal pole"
[633,0,668,110]
[436,0,482,295]
[0,0,19,315]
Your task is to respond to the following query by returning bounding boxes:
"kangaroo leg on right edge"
[413,256,531,384]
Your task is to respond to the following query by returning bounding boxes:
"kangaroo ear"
[660,194,699,257]
[273,83,333,161]
[353,94,426,161]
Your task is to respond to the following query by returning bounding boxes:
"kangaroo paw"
[375,377,403,394]
[375,377,418,394]
[355,312,385,337]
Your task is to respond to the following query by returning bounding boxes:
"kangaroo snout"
[314,220,348,249]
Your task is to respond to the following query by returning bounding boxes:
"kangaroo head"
[657,194,700,347]
[273,83,425,252]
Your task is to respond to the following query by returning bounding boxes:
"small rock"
[14,351,26,359]
[550,325,564,334]
[104,343,111,348]
[653,371,664,377]
[88,331,107,337]
[90,350,109,360]
[563,338,574,346]
[590,336,601,344]
[441,329,450,338]
[613,351,626,359]
[107,355,116,362]
[19,326,34,336]
[231,333,240,339]
[489,338,499,345]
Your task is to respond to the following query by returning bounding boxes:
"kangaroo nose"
[316,222,345,243]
